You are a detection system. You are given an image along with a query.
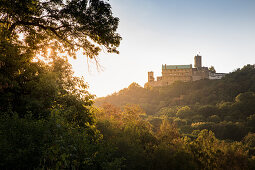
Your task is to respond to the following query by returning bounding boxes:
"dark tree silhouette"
[0,0,121,59]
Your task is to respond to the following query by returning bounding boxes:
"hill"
[95,64,255,141]
[96,65,255,113]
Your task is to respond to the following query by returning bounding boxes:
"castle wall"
[162,68,192,85]
[148,80,163,87]
[192,67,209,81]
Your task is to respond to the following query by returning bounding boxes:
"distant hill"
[96,64,255,115]
[95,65,255,141]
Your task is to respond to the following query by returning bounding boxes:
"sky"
[69,0,255,97]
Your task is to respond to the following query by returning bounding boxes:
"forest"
[96,65,255,141]
[1,0,255,169]
[94,65,255,169]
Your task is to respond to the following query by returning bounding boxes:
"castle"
[147,55,226,87]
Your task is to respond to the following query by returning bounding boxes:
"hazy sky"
[69,0,255,97]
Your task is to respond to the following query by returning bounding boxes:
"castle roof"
[162,65,192,70]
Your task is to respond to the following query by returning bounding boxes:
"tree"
[0,1,126,169]
[247,114,255,132]
[0,0,121,59]
[0,0,122,118]
[209,66,216,73]
[176,106,192,119]
[197,105,218,118]
[157,119,180,142]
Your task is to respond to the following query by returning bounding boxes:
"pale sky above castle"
[69,0,255,97]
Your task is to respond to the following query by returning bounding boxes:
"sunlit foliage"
[0,0,121,59]
[95,104,255,169]
[96,65,255,141]
[0,0,123,169]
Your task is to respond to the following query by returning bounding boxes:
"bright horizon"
[69,0,255,98]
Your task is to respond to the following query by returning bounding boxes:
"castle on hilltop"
[146,55,226,87]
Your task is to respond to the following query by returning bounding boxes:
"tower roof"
[162,65,192,70]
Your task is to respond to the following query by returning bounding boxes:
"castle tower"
[148,71,155,82]
[194,54,202,68]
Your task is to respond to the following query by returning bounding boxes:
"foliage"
[0,112,123,169]
[96,65,255,114]
[95,104,255,169]
[96,65,255,141]
[209,66,216,73]
[176,106,192,119]
[0,0,121,59]
[0,0,123,168]
[0,38,124,168]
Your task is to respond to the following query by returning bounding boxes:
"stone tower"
[148,71,154,82]
[194,54,202,68]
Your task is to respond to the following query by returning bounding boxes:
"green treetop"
[0,0,121,59]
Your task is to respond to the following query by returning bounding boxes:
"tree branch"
[8,20,73,46]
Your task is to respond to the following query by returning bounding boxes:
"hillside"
[95,65,255,141]
[96,65,255,113]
